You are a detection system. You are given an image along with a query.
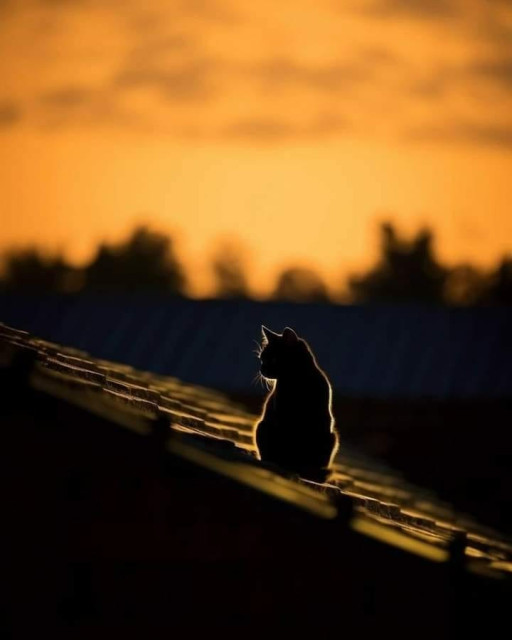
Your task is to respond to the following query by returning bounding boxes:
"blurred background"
[1,0,512,301]
[1,0,512,532]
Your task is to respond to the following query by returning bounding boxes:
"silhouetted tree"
[272,267,330,303]
[444,264,488,306]
[479,256,512,305]
[0,249,79,293]
[211,239,249,299]
[349,222,447,304]
[83,226,186,294]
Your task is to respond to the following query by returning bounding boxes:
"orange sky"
[1,0,512,297]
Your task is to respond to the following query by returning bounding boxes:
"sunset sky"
[1,0,512,296]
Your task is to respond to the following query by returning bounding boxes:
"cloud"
[406,54,512,101]
[407,121,512,149]
[4,0,511,151]
[451,123,512,147]
[36,83,142,130]
[112,50,380,111]
[127,34,195,59]
[176,0,238,23]
[117,0,237,40]
[251,57,374,93]
[408,75,449,99]
[224,118,293,139]
[114,59,218,101]
[41,87,94,107]
[0,101,22,127]
[223,113,346,141]
[467,57,512,90]
[361,0,459,20]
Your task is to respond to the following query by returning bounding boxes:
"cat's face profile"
[259,326,306,380]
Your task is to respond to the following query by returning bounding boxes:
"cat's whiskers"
[261,374,274,392]
[252,370,264,389]
[252,339,264,358]
[252,371,263,388]
[254,370,275,392]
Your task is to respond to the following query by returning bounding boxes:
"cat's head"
[258,325,311,380]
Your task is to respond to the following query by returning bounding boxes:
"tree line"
[0,222,510,305]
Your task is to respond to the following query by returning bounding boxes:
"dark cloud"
[113,49,380,109]
[361,0,459,20]
[123,0,237,29]
[0,101,22,127]
[223,114,346,141]
[467,57,512,90]
[36,84,140,130]
[0,0,28,11]
[308,112,347,135]
[224,118,295,140]
[406,54,512,102]
[115,59,217,101]
[129,34,195,58]
[359,46,400,66]
[406,68,454,99]
[39,0,85,3]
[252,57,373,93]
[451,123,512,147]
[408,78,447,99]
[407,121,512,148]
[177,0,238,23]
[41,87,94,107]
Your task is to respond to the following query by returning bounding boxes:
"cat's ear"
[282,327,298,344]
[261,325,279,342]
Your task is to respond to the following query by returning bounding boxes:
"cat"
[254,325,339,482]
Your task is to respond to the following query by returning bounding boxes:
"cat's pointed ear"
[282,327,298,344]
[261,325,279,342]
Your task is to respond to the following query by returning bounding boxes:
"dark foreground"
[1,323,510,638]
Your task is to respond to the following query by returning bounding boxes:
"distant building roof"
[1,294,511,399]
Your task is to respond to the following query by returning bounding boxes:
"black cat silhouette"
[254,326,339,482]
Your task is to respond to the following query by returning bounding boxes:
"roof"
[1,294,511,398]
[1,320,511,580]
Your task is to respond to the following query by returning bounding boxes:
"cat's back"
[279,364,332,424]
